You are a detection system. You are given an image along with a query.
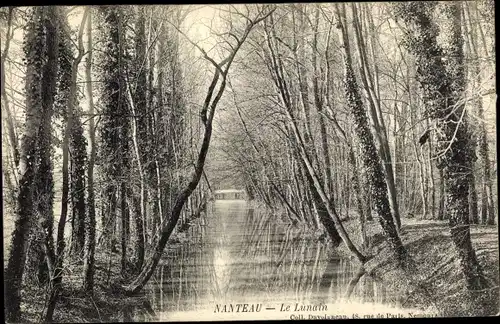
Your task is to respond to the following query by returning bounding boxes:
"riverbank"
[225,202,499,317]
[18,248,155,323]
[12,204,499,321]
[10,200,210,323]
[337,216,499,317]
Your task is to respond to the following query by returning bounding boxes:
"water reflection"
[145,200,423,321]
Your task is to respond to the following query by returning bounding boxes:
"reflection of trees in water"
[240,208,329,302]
[211,247,232,299]
[148,213,207,313]
[315,256,390,306]
[318,257,342,301]
[148,203,394,315]
[362,275,375,303]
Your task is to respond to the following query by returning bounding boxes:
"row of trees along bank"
[1,2,496,321]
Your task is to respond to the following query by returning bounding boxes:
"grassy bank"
[337,216,499,317]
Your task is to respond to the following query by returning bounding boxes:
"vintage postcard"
[2,2,498,322]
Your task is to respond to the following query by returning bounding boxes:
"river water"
[134,200,429,321]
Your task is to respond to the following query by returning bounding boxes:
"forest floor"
[339,216,499,317]
[19,250,156,323]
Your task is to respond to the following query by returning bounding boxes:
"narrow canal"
[135,200,428,321]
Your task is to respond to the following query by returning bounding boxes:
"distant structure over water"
[213,189,247,200]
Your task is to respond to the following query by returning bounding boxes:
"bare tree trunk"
[353,3,401,230]
[325,101,367,248]
[469,174,480,224]
[121,182,129,273]
[293,145,341,246]
[411,107,427,219]
[393,104,401,210]
[1,7,19,175]
[115,6,130,275]
[127,186,145,270]
[427,134,436,219]
[128,6,147,270]
[293,5,318,171]
[438,168,445,221]
[312,5,336,210]
[463,3,496,225]
[461,7,480,225]
[83,8,96,294]
[475,0,495,61]
[336,3,407,266]
[125,83,145,268]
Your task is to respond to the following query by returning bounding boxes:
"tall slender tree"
[335,3,407,267]
[83,8,96,293]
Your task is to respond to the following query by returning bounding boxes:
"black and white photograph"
[1,2,498,322]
